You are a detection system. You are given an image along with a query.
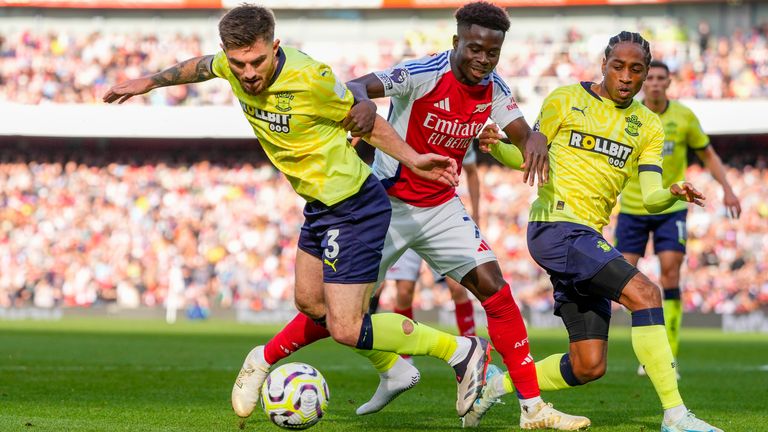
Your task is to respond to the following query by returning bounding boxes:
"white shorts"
[385,249,422,281]
[385,248,444,282]
[378,196,497,283]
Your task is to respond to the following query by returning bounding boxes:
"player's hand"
[723,189,741,219]
[670,182,705,207]
[477,124,502,153]
[103,78,155,104]
[343,100,377,137]
[410,153,459,187]
[522,131,549,187]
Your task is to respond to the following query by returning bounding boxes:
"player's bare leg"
[367,282,386,314]
[232,249,326,418]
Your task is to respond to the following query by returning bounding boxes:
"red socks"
[263,313,331,365]
[454,300,476,337]
[481,284,540,398]
[393,306,414,320]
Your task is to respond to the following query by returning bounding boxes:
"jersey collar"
[267,47,287,87]
[642,99,670,115]
[581,81,635,110]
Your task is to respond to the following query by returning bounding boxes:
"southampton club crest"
[625,114,642,137]
[275,92,294,112]
[596,240,612,252]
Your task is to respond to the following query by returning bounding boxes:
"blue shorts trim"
[298,175,392,284]
[615,210,687,256]
[527,221,624,317]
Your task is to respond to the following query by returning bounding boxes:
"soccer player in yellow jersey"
[616,60,742,379]
[103,4,494,422]
[472,32,723,432]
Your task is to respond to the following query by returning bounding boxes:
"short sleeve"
[372,52,449,98]
[638,121,665,172]
[489,73,523,130]
[211,51,228,78]
[686,110,710,150]
[310,63,355,122]
[533,88,568,143]
[373,65,416,98]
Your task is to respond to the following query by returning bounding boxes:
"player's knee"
[396,292,414,307]
[622,274,662,311]
[327,317,361,347]
[295,298,325,320]
[572,359,607,383]
[659,268,680,287]
[476,281,506,303]
[448,281,469,302]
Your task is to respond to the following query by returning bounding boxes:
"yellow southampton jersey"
[212,46,370,206]
[529,82,665,232]
[620,100,709,215]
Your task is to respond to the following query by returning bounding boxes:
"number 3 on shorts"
[325,229,340,259]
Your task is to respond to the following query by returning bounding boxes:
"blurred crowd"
[1,19,767,105]
[1,149,766,316]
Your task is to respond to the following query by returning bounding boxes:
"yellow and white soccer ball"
[261,362,329,430]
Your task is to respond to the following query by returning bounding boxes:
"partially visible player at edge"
[230,2,589,430]
[615,60,742,378]
[102,3,499,422]
[469,32,723,432]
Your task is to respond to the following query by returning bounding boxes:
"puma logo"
[323,258,338,272]
[571,106,588,116]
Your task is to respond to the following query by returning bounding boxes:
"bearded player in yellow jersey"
[103,4,496,421]
[467,32,723,432]
[615,60,742,379]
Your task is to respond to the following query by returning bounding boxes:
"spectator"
[0,149,765,315]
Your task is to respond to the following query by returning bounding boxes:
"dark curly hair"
[219,4,275,50]
[604,31,652,67]
[455,1,510,33]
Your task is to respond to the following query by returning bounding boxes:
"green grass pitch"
[1,318,765,431]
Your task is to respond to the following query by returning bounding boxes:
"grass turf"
[0,317,765,431]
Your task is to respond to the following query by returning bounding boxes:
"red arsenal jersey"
[372,50,524,207]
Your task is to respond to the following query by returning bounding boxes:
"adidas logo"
[433,97,451,112]
[477,240,491,252]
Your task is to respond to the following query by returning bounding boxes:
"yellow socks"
[500,353,580,394]
[663,290,683,359]
[355,349,399,373]
[632,308,683,409]
[367,313,458,362]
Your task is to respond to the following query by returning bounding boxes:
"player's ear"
[600,58,607,76]
[273,38,281,54]
[452,35,459,50]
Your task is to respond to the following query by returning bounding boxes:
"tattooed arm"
[103,55,215,104]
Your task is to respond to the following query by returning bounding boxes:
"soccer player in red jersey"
[233,3,590,429]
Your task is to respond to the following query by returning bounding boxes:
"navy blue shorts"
[298,174,392,284]
[614,210,687,256]
[527,221,626,317]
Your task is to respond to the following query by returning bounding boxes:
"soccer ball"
[261,362,329,430]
